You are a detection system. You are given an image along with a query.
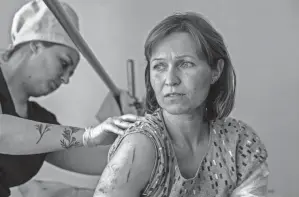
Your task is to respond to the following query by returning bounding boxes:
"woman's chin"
[162,104,192,115]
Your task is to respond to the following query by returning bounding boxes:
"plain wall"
[1,0,298,196]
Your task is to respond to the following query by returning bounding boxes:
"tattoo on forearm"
[60,126,81,149]
[35,124,51,144]
[95,142,136,195]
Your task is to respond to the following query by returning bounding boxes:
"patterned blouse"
[108,109,269,197]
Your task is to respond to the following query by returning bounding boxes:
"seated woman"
[93,12,269,197]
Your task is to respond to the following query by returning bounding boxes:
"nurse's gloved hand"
[83,114,143,146]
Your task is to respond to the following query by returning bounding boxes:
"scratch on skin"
[95,141,136,195]
[126,147,135,182]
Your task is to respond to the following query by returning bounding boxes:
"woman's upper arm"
[93,133,156,197]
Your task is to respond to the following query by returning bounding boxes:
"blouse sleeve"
[232,121,269,197]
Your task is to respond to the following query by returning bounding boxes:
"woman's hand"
[84,114,142,146]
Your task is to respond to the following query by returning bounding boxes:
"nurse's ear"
[29,41,45,55]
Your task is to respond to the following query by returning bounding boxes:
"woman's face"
[24,42,80,97]
[149,32,216,115]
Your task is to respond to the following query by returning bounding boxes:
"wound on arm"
[95,141,136,195]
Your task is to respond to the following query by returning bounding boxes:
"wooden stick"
[42,0,120,97]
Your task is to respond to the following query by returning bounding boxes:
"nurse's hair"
[1,41,55,61]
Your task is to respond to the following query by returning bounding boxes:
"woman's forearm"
[0,114,85,155]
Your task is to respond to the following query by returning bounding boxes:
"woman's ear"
[29,41,44,54]
[211,59,224,84]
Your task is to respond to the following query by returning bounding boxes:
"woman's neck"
[1,58,29,107]
[162,107,210,151]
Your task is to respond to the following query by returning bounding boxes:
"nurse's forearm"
[0,114,84,155]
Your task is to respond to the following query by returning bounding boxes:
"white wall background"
[1,0,298,197]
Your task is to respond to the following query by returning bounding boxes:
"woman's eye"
[60,59,69,69]
[153,63,166,70]
[180,61,194,68]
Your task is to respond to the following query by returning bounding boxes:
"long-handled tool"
[43,0,145,116]
[42,0,120,97]
[126,59,144,115]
